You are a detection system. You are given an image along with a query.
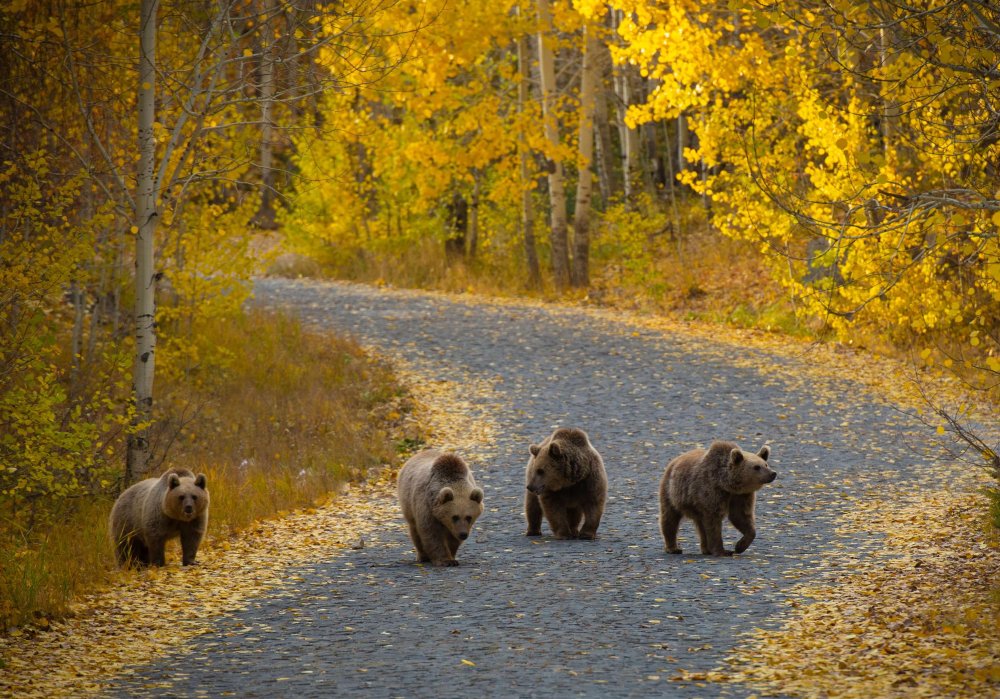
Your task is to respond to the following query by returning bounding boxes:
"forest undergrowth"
[0,309,419,631]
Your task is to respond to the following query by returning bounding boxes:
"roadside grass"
[0,309,418,631]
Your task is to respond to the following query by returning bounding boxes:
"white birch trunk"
[536,0,570,289]
[516,20,541,288]
[571,24,598,288]
[127,0,159,484]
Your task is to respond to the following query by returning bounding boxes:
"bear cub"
[109,468,210,567]
[397,449,484,567]
[525,427,607,540]
[659,441,775,556]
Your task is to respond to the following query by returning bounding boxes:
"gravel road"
[104,278,936,698]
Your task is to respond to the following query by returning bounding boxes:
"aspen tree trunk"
[255,0,278,228]
[468,172,480,258]
[516,23,542,289]
[127,0,159,485]
[610,9,644,205]
[536,0,570,289]
[571,24,598,288]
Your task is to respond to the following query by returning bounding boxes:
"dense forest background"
[1,0,998,626]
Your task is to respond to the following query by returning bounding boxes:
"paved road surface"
[105,279,933,698]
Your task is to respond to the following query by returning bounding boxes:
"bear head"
[163,472,210,522]
[432,485,484,541]
[526,439,585,495]
[727,445,776,494]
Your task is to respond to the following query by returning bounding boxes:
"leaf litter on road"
[3,283,998,698]
[0,358,498,699]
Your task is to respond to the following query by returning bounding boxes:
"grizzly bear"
[109,468,210,567]
[525,427,607,540]
[397,449,484,567]
[659,441,775,556]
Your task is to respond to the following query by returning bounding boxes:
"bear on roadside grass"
[659,441,775,556]
[397,449,484,566]
[525,427,607,540]
[109,468,210,567]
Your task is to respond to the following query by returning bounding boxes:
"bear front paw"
[577,531,597,540]
[666,547,683,554]
[525,529,542,537]
[433,559,459,567]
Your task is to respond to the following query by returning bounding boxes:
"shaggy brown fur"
[397,449,484,567]
[109,468,210,567]
[659,441,775,556]
[525,427,607,540]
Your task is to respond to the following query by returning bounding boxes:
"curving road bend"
[104,278,936,698]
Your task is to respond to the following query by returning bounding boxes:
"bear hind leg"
[660,504,683,554]
[578,500,604,540]
[146,537,168,567]
[564,507,583,538]
[118,535,150,567]
[543,504,575,540]
[699,515,731,557]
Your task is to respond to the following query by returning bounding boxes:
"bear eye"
[452,515,460,523]
[465,516,472,523]
[536,468,544,475]
[754,465,761,471]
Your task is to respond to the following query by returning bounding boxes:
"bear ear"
[167,474,182,489]
[436,487,455,505]
[729,448,744,467]
[549,442,562,459]
[195,473,208,489]
[470,488,484,504]
[757,445,770,461]
[529,444,540,457]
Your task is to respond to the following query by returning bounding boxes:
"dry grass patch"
[0,308,418,632]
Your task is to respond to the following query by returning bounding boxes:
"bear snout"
[458,532,469,540]
[526,483,543,495]
[765,471,777,483]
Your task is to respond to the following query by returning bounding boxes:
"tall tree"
[571,21,599,287]
[128,0,159,483]
[536,0,571,289]
[516,12,542,289]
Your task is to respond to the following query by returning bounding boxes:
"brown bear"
[525,427,607,540]
[397,449,484,567]
[659,441,775,556]
[109,468,210,567]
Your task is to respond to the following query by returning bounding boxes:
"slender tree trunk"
[468,172,480,258]
[571,24,598,288]
[127,0,159,484]
[536,0,570,289]
[677,113,689,174]
[611,9,644,205]
[516,21,541,289]
[254,0,278,228]
[593,67,617,205]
